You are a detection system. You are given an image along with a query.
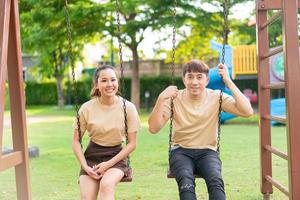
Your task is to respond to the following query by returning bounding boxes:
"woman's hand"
[93,161,111,176]
[82,164,101,180]
[218,63,231,84]
[159,86,179,100]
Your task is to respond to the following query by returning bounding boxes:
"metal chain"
[64,0,82,148]
[116,0,130,168]
[169,0,177,158]
[221,0,229,65]
[218,0,229,153]
[171,0,177,85]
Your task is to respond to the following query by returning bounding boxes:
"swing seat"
[121,168,132,182]
[167,168,202,178]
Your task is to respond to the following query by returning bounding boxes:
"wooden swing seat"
[121,168,132,182]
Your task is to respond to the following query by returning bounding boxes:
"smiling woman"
[71,65,140,199]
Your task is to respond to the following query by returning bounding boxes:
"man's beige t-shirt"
[73,97,140,146]
[164,88,236,151]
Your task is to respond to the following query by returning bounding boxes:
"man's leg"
[170,148,197,200]
[195,149,225,200]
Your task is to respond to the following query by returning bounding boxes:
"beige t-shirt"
[164,89,236,151]
[73,96,140,146]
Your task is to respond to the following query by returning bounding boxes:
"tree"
[19,0,103,107]
[165,0,255,64]
[93,0,199,110]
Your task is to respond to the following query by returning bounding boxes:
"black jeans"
[169,147,225,200]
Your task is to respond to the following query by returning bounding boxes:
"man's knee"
[178,178,197,200]
[206,175,225,191]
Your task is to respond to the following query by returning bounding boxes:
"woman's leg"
[170,148,197,200]
[195,149,225,200]
[99,168,124,200]
[79,175,99,200]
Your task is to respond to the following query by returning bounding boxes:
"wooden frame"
[0,0,31,199]
[256,0,300,199]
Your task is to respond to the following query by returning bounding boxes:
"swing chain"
[221,0,229,65]
[218,0,229,153]
[64,0,82,148]
[169,0,177,157]
[116,0,130,167]
[217,91,223,152]
[171,0,177,85]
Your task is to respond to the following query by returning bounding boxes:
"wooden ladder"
[256,0,300,199]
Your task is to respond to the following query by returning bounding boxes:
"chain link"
[64,0,82,148]
[116,0,130,168]
[169,0,177,158]
[218,0,229,153]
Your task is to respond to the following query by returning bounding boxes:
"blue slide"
[270,98,286,125]
[207,67,236,123]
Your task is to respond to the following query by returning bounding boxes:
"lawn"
[0,106,288,200]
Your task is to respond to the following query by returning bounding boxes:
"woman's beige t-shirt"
[164,89,236,151]
[73,97,140,146]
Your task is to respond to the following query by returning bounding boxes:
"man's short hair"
[182,59,209,76]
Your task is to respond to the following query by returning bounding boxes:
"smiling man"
[148,59,253,200]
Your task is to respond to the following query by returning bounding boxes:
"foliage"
[25,82,58,105]
[19,0,103,106]
[165,0,256,63]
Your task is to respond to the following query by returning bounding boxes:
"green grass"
[1,106,289,199]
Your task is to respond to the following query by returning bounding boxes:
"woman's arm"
[94,132,137,175]
[72,130,100,179]
[148,86,179,133]
[218,63,254,117]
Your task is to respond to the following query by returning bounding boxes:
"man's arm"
[218,63,254,117]
[148,86,178,133]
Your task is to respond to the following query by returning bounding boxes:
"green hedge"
[23,77,258,106]
[25,82,57,105]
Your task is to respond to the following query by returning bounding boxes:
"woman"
[73,65,140,200]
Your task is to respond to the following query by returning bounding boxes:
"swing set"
[0,0,300,199]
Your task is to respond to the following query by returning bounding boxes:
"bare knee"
[99,179,116,194]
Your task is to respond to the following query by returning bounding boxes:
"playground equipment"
[256,1,300,199]
[0,0,31,199]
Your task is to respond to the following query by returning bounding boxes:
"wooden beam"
[282,0,300,199]
[264,145,288,160]
[6,0,32,199]
[256,6,273,196]
[0,151,23,172]
[0,0,11,158]
[265,175,289,197]
[257,0,300,10]
[260,11,282,30]
[262,82,285,90]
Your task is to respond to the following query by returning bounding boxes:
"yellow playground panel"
[232,45,257,79]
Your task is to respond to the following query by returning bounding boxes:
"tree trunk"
[131,48,140,111]
[53,50,65,108]
[55,74,65,108]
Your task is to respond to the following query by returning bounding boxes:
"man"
[148,59,253,200]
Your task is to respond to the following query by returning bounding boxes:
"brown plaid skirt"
[79,140,129,177]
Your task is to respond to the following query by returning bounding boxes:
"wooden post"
[282,0,300,199]
[256,3,273,198]
[0,0,31,199]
